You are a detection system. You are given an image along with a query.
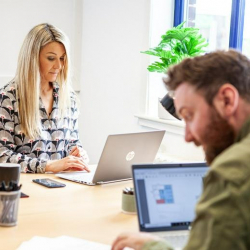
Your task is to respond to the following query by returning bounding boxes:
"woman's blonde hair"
[15,23,72,138]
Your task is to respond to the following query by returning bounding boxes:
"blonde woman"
[0,23,89,173]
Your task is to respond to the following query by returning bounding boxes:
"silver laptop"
[56,131,165,185]
[132,162,208,249]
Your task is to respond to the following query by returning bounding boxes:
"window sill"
[135,114,185,136]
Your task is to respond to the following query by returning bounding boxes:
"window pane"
[242,1,250,57]
[185,0,232,51]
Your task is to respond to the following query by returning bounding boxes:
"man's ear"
[213,83,239,118]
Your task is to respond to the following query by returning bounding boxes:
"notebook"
[56,131,165,185]
[132,162,208,249]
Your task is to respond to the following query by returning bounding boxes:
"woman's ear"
[213,83,239,119]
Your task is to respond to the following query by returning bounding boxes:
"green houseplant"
[141,21,208,73]
[141,22,208,119]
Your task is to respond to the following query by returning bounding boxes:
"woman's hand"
[45,155,90,173]
[69,146,89,163]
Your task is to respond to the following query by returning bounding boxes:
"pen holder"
[121,188,136,214]
[0,190,20,227]
[0,163,21,184]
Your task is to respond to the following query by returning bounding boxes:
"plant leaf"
[141,21,209,73]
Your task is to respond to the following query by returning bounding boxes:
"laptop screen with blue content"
[132,163,208,232]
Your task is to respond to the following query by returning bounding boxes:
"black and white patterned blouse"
[0,81,88,173]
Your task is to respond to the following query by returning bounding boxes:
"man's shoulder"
[210,136,250,184]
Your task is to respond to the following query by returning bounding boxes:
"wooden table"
[0,172,138,249]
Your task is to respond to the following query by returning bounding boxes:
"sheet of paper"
[17,235,111,250]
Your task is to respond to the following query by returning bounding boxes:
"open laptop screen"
[132,163,208,232]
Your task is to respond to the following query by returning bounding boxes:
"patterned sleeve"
[66,93,89,163]
[0,86,47,173]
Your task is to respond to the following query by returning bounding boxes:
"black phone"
[32,178,66,188]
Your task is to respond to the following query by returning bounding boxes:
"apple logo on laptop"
[126,151,135,161]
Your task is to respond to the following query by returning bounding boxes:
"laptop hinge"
[96,178,132,185]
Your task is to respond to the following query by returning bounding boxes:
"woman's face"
[39,42,66,85]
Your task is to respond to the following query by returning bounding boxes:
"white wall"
[0,0,205,164]
[0,0,81,90]
[78,0,204,163]
[148,0,175,116]
[79,0,152,163]
[0,0,153,164]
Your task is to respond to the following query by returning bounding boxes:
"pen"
[0,181,22,191]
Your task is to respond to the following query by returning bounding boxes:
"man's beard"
[201,107,235,165]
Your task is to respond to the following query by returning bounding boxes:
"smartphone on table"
[32,178,66,188]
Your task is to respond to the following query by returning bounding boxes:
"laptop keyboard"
[162,234,188,249]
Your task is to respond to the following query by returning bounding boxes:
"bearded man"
[112,50,250,250]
